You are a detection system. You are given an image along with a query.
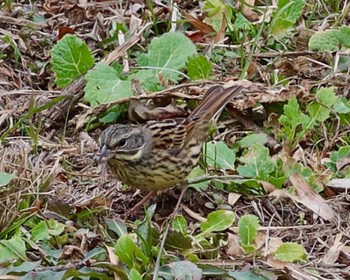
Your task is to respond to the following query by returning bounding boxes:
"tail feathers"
[188,84,243,121]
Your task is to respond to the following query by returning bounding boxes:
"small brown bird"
[99,84,243,192]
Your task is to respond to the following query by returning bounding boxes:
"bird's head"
[99,124,147,162]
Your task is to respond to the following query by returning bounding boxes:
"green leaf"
[271,0,304,36]
[172,215,188,234]
[237,145,275,180]
[85,63,133,107]
[0,172,17,187]
[203,0,233,32]
[105,218,128,237]
[8,261,41,273]
[274,242,307,262]
[238,133,267,148]
[330,146,350,163]
[204,141,235,170]
[115,234,149,270]
[0,236,27,262]
[336,26,350,48]
[31,220,65,241]
[279,97,311,147]
[134,32,196,88]
[165,230,193,251]
[316,87,337,107]
[238,214,259,250]
[187,166,209,190]
[169,261,202,280]
[308,30,340,51]
[228,270,269,280]
[21,270,66,280]
[186,55,212,80]
[200,210,234,234]
[334,97,350,114]
[306,88,337,128]
[130,268,143,280]
[51,34,94,87]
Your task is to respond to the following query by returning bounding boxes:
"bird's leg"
[169,181,188,220]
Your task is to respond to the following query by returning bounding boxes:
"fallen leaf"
[288,173,335,221]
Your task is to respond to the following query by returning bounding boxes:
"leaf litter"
[1,1,350,279]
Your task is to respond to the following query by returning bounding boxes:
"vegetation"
[0,0,349,279]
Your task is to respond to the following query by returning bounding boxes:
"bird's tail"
[188,84,243,121]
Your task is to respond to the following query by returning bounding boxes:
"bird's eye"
[118,139,127,147]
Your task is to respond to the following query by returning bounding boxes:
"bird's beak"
[99,144,108,162]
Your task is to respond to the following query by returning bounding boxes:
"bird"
[99,84,243,193]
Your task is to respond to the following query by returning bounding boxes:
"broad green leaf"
[336,26,350,48]
[330,146,350,163]
[237,145,275,180]
[31,221,49,241]
[165,230,192,251]
[337,55,350,72]
[10,260,41,273]
[21,270,66,280]
[308,30,340,51]
[229,270,269,280]
[136,32,196,84]
[130,268,143,280]
[85,63,133,107]
[170,261,202,280]
[51,34,94,87]
[0,236,27,262]
[129,69,163,92]
[271,0,304,36]
[274,242,307,262]
[238,214,259,250]
[271,18,294,36]
[186,55,212,80]
[0,172,17,187]
[203,0,234,31]
[279,97,311,147]
[316,87,337,107]
[306,88,336,127]
[31,220,65,241]
[306,102,330,126]
[205,141,235,170]
[105,218,128,237]
[334,97,350,114]
[115,234,149,270]
[200,210,234,234]
[172,215,188,234]
[234,12,255,33]
[238,133,267,148]
[187,166,209,190]
[83,247,106,261]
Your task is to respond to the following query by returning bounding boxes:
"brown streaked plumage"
[99,84,243,191]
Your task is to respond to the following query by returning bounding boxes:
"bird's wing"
[144,119,188,155]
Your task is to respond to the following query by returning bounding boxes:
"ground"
[1,1,350,279]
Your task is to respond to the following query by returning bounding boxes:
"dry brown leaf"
[327,178,350,192]
[182,11,215,34]
[225,232,243,257]
[214,15,226,43]
[106,245,120,280]
[264,237,283,257]
[261,181,276,193]
[241,0,259,21]
[228,192,241,206]
[59,245,84,260]
[288,173,335,221]
[321,233,344,265]
[128,100,187,122]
